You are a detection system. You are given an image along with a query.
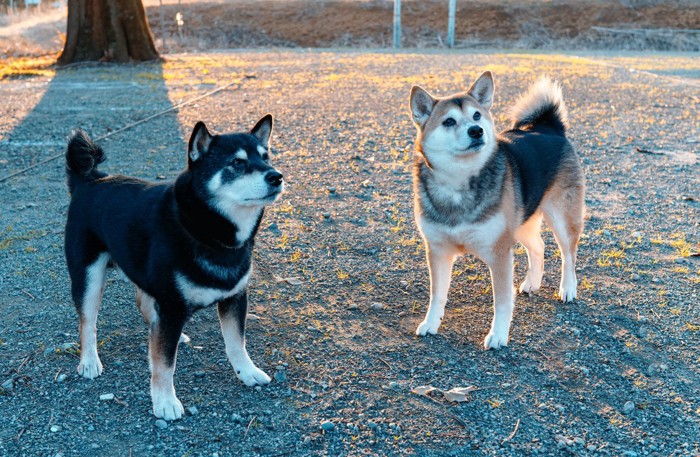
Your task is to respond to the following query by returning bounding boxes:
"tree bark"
[58,0,159,64]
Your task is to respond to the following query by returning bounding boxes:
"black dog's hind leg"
[148,308,186,420]
[218,292,271,386]
[70,252,110,379]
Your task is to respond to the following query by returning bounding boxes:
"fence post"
[447,0,456,48]
[393,0,401,49]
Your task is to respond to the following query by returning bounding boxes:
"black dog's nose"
[468,125,483,139]
[265,171,283,187]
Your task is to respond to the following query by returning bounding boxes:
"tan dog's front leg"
[416,246,456,336]
[484,245,514,349]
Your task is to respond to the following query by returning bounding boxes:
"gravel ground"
[0,50,698,456]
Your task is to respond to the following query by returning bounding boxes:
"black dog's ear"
[188,122,212,164]
[467,71,495,110]
[251,114,273,148]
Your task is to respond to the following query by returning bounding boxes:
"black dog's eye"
[473,111,481,121]
[230,158,246,167]
[442,118,456,127]
[262,154,269,162]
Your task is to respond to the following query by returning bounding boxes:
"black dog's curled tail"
[66,129,106,191]
[510,77,568,136]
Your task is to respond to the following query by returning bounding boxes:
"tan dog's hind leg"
[515,213,545,295]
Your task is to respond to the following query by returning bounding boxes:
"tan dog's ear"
[410,86,436,128]
[467,71,495,110]
[251,114,273,148]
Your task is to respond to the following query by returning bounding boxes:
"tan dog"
[409,71,584,349]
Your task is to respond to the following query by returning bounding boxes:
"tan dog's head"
[410,71,496,170]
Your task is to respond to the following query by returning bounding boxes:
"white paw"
[518,276,541,295]
[236,364,271,387]
[416,318,441,336]
[152,394,184,421]
[484,329,509,350]
[559,276,577,302]
[77,355,103,379]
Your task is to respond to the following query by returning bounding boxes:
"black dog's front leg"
[218,292,271,386]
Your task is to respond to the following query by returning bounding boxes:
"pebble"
[388,381,399,389]
[623,401,635,414]
[571,327,581,336]
[574,437,585,445]
[231,413,244,423]
[580,367,590,375]
[347,303,359,310]
[187,406,198,416]
[155,419,168,429]
[56,374,67,383]
[99,393,115,401]
[637,327,648,338]
[631,273,640,281]
[2,379,13,390]
[320,420,335,432]
[367,420,378,429]
[194,371,206,378]
[323,212,331,219]
[87,425,95,431]
[327,187,336,194]
[587,445,597,451]
[370,302,383,311]
[274,371,287,382]
[50,425,61,433]
[622,451,638,457]
[556,440,567,450]
[603,229,611,236]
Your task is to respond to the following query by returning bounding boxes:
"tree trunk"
[58,0,159,64]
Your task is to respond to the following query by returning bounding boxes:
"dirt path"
[0,50,698,456]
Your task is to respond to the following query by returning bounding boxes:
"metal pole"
[447,0,456,48]
[159,0,166,52]
[393,0,401,49]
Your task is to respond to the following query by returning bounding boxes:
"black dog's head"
[186,115,284,214]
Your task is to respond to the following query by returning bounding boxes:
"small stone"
[155,419,168,429]
[255,386,262,392]
[348,303,359,310]
[556,440,567,450]
[580,367,590,375]
[587,445,597,451]
[637,315,648,323]
[320,420,335,432]
[187,406,198,416]
[194,371,206,378]
[367,420,378,429]
[388,381,399,389]
[623,401,635,414]
[50,425,61,433]
[274,371,287,382]
[637,327,648,338]
[99,393,115,401]
[87,425,95,431]
[2,379,14,390]
[603,230,611,236]
[327,187,336,194]
[231,413,244,423]
[622,451,638,457]
[574,437,585,445]
[571,327,581,336]
[631,273,640,281]
[370,302,384,311]
[323,213,331,219]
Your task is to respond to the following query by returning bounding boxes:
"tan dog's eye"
[473,111,481,121]
[442,118,456,127]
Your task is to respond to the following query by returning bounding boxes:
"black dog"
[64,115,283,420]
